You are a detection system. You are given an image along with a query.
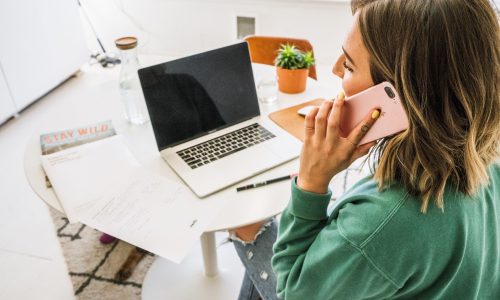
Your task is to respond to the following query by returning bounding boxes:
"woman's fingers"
[314,100,333,139]
[346,108,381,149]
[326,91,345,141]
[304,106,320,141]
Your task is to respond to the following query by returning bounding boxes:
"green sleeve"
[272,178,398,300]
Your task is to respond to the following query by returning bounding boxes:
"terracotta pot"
[276,67,309,94]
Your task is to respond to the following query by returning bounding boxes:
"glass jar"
[257,76,278,104]
[115,36,149,125]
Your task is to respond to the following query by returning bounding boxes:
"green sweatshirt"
[272,164,500,299]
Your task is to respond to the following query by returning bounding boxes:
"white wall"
[81,0,353,65]
[0,0,88,122]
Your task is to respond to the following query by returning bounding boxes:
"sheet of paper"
[41,135,141,223]
[41,135,227,263]
[78,171,221,263]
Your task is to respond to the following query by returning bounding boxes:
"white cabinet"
[0,0,88,117]
[0,65,16,124]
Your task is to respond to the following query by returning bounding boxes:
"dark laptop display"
[138,42,260,151]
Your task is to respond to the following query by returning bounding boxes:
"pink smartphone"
[339,81,409,145]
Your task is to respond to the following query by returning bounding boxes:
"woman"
[231,0,500,299]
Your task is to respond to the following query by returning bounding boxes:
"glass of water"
[257,77,278,104]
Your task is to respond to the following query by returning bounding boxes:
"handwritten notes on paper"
[41,135,226,263]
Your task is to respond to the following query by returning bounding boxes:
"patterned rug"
[49,208,156,300]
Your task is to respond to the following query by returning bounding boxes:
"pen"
[236,173,298,192]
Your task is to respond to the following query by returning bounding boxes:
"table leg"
[200,232,219,277]
[142,232,244,299]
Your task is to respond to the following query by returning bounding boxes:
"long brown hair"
[351,0,500,212]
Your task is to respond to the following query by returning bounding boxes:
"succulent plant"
[275,44,315,70]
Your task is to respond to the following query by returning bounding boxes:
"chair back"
[244,35,317,80]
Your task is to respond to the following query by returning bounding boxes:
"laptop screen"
[138,42,260,151]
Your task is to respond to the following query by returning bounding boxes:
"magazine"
[40,120,116,187]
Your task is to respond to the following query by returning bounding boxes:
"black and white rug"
[49,208,155,299]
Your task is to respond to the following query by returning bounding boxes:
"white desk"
[23,56,341,299]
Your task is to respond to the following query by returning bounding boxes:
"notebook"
[138,42,301,197]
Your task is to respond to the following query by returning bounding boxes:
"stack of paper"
[41,135,225,263]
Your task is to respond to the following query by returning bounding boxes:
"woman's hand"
[297,91,380,194]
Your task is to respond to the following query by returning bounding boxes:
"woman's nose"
[332,55,344,78]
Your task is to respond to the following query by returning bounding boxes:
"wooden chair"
[244,35,317,80]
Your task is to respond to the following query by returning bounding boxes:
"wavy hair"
[351,0,500,212]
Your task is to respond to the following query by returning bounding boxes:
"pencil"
[236,173,297,192]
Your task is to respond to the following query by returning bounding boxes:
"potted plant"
[275,44,315,94]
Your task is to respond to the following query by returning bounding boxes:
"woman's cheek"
[342,75,374,97]
[342,76,355,97]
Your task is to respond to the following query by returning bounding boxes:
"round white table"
[23,56,340,299]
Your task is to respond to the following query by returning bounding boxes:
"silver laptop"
[138,42,301,197]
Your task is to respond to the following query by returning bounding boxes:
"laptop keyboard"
[177,123,276,169]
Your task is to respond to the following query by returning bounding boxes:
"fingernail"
[337,90,345,101]
[371,109,381,119]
